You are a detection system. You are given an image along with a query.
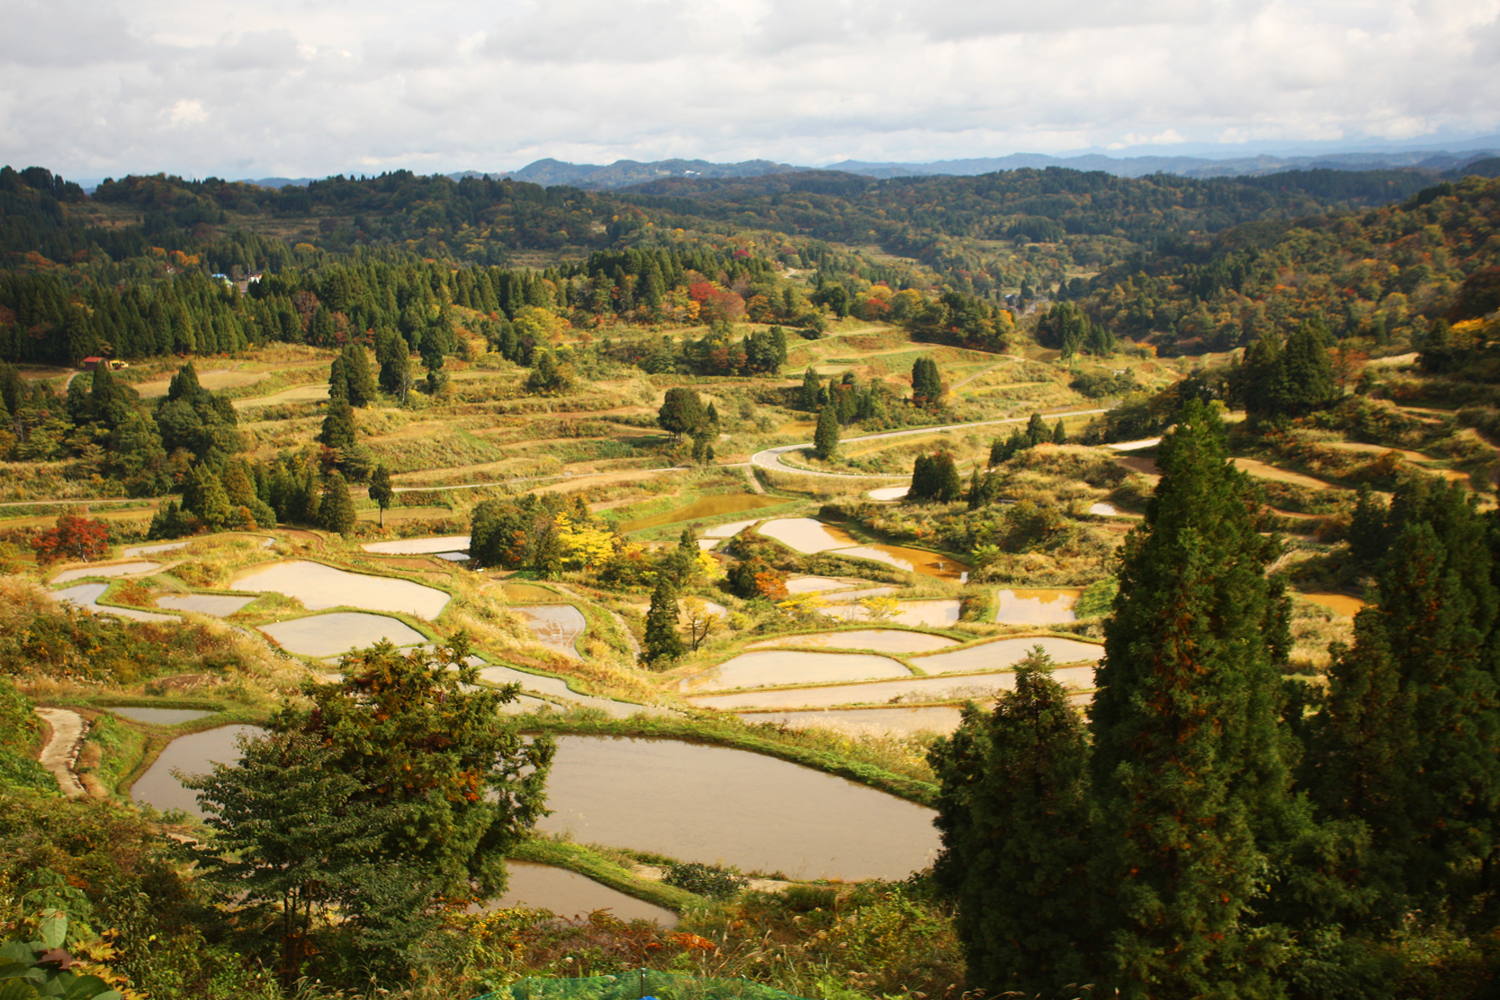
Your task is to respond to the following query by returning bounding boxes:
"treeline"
[0,243,792,366]
[1066,175,1500,354]
[932,403,1500,999]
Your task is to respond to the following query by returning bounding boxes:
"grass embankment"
[523,709,939,807]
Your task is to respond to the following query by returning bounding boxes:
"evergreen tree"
[1025,411,1048,447]
[799,366,823,411]
[341,343,376,407]
[929,651,1093,997]
[375,328,412,403]
[813,404,839,460]
[184,464,232,530]
[319,396,358,454]
[657,387,706,439]
[318,470,357,536]
[1311,481,1499,920]
[642,575,685,666]
[1052,419,1067,444]
[368,465,394,528]
[1088,399,1295,997]
[911,356,943,409]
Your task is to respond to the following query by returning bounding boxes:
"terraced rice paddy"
[739,706,965,737]
[822,598,962,627]
[912,635,1102,674]
[363,535,472,555]
[52,561,160,583]
[511,605,587,659]
[233,560,450,618]
[50,583,177,622]
[156,594,256,616]
[681,650,912,692]
[748,629,958,654]
[259,612,426,658]
[993,588,1081,625]
[537,736,939,880]
[492,862,677,925]
[131,724,266,817]
[687,663,1099,710]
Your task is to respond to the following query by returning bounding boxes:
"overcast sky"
[3,0,1498,180]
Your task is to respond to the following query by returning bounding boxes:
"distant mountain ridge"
[202,146,1500,193]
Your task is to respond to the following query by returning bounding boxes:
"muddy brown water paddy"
[538,736,939,880]
[131,724,266,816]
[994,588,1081,625]
[107,707,215,725]
[681,650,913,692]
[233,560,450,618]
[491,862,677,925]
[756,518,969,581]
[749,629,958,654]
[688,664,1099,711]
[259,612,427,658]
[620,493,786,533]
[785,575,858,594]
[475,666,661,719]
[913,636,1102,674]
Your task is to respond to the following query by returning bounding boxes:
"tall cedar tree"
[911,356,943,409]
[929,651,1093,997]
[318,471,357,535]
[367,465,394,527]
[319,396,358,453]
[813,404,839,460]
[642,575,685,666]
[1310,480,1500,921]
[1088,399,1295,998]
[800,367,824,411]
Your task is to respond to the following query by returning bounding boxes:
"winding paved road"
[749,408,1109,481]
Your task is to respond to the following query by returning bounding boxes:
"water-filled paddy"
[53,561,160,583]
[866,486,909,501]
[493,862,677,925]
[131,724,265,816]
[156,594,256,617]
[828,544,968,581]
[740,706,965,737]
[749,629,957,654]
[1088,502,1121,516]
[538,736,939,880]
[701,518,763,539]
[682,650,912,692]
[363,535,472,555]
[688,664,1099,710]
[233,560,449,618]
[512,605,587,659]
[108,706,215,725]
[756,518,856,553]
[994,588,1080,625]
[475,665,657,719]
[913,636,1102,674]
[823,599,962,628]
[260,612,426,658]
[51,583,177,622]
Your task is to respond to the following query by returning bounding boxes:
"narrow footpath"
[34,707,88,799]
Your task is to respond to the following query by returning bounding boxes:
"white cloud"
[0,0,1496,179]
